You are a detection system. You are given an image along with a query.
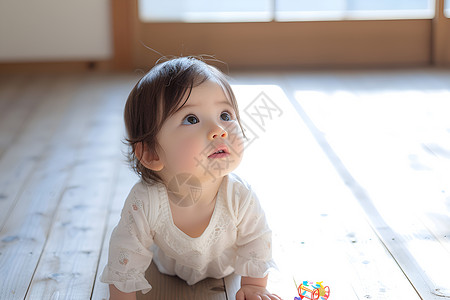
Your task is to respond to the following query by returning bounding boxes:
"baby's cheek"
[173,139,203,170]
[232,135,245,157]
[228,126,245,157]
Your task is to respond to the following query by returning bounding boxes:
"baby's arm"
[236,275,282,300]
[100,182,154,296]
[109,284,137,300]
[233,185,280,299]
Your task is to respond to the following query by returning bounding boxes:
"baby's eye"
[182,114,199,125]
[220,111,233,122]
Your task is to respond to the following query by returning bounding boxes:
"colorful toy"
[293,279,330,300]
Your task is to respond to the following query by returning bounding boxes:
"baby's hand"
[236,284,282,300]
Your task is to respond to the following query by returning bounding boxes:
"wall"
[0,0,112,62]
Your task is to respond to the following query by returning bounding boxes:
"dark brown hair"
[124,57,244,183]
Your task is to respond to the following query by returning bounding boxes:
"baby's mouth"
[207,146,230,158]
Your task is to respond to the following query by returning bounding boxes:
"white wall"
[0,0,112,62]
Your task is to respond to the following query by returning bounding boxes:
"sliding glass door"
[111,0,450,69]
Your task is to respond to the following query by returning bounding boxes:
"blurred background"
[0,0,449,71]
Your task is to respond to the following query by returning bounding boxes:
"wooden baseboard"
[0,60,114,74]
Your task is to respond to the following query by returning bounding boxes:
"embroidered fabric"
[101,265,152,294]
[100,174,276,294]
[155,183,233,260]
[235,256,278,278]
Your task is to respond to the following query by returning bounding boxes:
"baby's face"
[156,80,244,184]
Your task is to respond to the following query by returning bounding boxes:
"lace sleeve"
[100,182,154,294]
[234,191,277,278]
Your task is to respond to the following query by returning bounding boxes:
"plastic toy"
[293,279,330,300]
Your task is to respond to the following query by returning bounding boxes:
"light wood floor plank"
[0,76,110,299]
[284,69,450,299]
[0,75,29,122]
[232,75,426,299]
[0,75,82,232]
[0,76,54,159]
[91,162,140,300]
[25,77,133,299]
[138,262,227,300]
[231,78,420,299]
[224,273,240,300]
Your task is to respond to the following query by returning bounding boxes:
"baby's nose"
[209,126,228,140]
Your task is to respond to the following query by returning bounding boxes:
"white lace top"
[100,173,276,294]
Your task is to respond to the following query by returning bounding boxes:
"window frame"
[111,0,450,70]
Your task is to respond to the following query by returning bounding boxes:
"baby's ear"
[135,142,164,171]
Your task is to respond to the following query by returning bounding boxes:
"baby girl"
[101,57,280,300]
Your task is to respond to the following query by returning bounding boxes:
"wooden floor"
[0,69,449,299]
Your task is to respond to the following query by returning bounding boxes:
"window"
[276,0,434,21]
[139,0,434,22]
[138,0,272,22]
[445,0,450,17]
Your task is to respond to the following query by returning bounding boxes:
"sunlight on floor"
[293,84,450,298]
[230,83,392,299]
[294,88,450,220]
[227,78,450,299]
